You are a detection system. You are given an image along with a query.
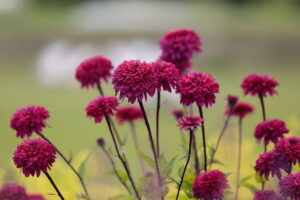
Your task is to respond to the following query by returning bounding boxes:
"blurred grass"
[0,1,300,199]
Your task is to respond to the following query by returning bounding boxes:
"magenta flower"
[0,183,27,200]
[27,194,45,200]
[229,102,254,119]
[226,95,239,107]
[75,56,113,88]
[10,105,50,138]
[177,115,203,131]
[151,60,179,92]
[171,109,184,119]
[253,190,283,200]
[279,172,300,200]
[255,151,291,180]
[275,137,300,165]
[160,28,201,72]
[112,60,158,103]
[192,170,230,200]
[241,74,279,97]
[13,138,56,177]
[255,119,289,145]
[86,96,119,123]
[177,71,220,107]
[115,106,143,124]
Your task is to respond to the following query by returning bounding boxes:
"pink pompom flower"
[279,172,300,200]
[27,194,45,200]
[171,109,184,119]
[112,60,158,103]
[13,139,56,177]
[253,190,283,200]
[275,137,300,165]
[115,106,143,124]
[177,115,203,131]
[229,102,254,119]
[177,71,220,107]
[160,28,201,72]
[241,74,279,97]
[10,105,50,138]
[151,60,179,92]
[86,96,119,123]
[255,151,291,180]
[226,95,239,107]
[255,119,289,145]
[75,56,113,88]
[0,183,27,200]
[192,170,230,200]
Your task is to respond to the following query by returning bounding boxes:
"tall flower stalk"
[198,106,207,171]
[156,91,161,157]
[43,171,65,200]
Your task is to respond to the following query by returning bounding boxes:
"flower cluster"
[192,170,230,200]
[253,190,283,200]
[275,137,300,165]
[177,115,203,131]
[171,109,184,119]
[115,106,143,124]
[10,105,50,138]
[75,56,113,88]
[13,138,56,177]
[177,71,220,107]
[229,102,254,119]
[0,184,45,200]
[279,172,300,200]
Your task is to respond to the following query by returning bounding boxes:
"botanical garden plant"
[3,28,299,200]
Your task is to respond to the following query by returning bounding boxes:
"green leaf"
[78,153,91,178]
[68,151,73,163]
[242,183,259,193]
[138,151,155,168]
[255,172,266,183]
[240,175,253,184]
[210,159,224,166]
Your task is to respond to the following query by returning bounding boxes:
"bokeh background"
[0,0,300,199]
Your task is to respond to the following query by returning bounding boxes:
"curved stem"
[129,121,146,175]
[100,146,132,194]
[198,106,207,171]
[192,133,200,174]
[209,108,232,169]
[104,116,141,200]
[176,130,193,200]
[234,118,243,200]
[156,91,161,158]
[138,100,163,200]
[43,171,65,200]
[96,82,104,96]
[39,134,90,199]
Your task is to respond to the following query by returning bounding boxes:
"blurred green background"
[0,0,300,199]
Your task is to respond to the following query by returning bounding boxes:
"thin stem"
[43,171,65,200]
[100,146,132,194]
[234,118,243,200]
[176,130,193,200]
[138,100,163,199]
[209,108,233,169]
[192,132,200,174]
[96,82,104,96]
[104,116,141,200]
[39,134,90,199]
[179,129,186,147]
[129,121,146,175]
[258,93,267,122]
[198,106,207,171]
[156,91,161,158]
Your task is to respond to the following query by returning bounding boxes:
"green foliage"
[108,194,135,200]
[138,151,155,168]
[78,153,91,178]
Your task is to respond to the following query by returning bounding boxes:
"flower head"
[0,183,27,200]
[115,106,143,124]
[75,56,113,88]
[255,151,291,180]
[241,74,279,97]
[13,139,56,177]
[253,190,283,200]
[177,115,203,131]
[97,138,105,147]
[177,71,219,107]
[229,102,254,119]
[27,194,45,200]
[10,105,50,138]
[192,170,230,200]
[255,119,289,145]
[171,109,184,119]
[279,172,300,200]
[275,137,300,165]
[226,95,239,107]
[160,28,201,72]
[151,60,179,92]
[86,96,119,123]
[112,60,158,103]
